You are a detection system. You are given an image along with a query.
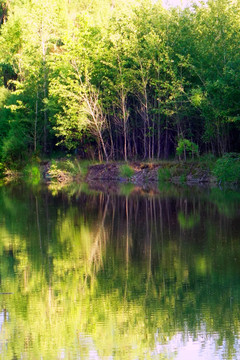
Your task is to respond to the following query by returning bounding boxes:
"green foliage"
[49,159,91,179]
[199,153,216,164]
[191,88,205,107]
[76,160,92,177]
[0,0,240,163]
[56,159,80,176]
[0,162,5,177]
[48,160,69,182]
[176,139,199,160]
[0,87,10,156]
[23,163,41,185]
[1,126,28,163]
[0,86,9,105]
[158,167,171,183]
[213,153,240,183]
[119,164,135,179]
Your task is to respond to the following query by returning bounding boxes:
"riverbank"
[4,154,240,188]
[2,159,217,186]
[85,161,217,186]
[27,158,217,188]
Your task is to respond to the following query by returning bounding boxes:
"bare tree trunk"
[97,141,103,162]
[164,121,169,159]
[71,63,109,161]
[99,131,108,162]
[133,129,138,158]
[143,114,147,159]
[107,115,114,160]
[152,119,155,160]
[121,89,128,162]
[157,121,161,158]
[128,133,132,159]
[148,117,151,160]
[123,118,128,162]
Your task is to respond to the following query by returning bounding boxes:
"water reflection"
[0,183,240,359]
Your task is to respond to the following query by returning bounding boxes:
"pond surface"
[0,182,240,359]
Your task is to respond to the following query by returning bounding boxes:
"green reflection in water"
[0,184,240,359]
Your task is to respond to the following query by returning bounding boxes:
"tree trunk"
[123,119,127,162]
[148,116,151,160]
[133,129,138,158]
[157,118,161,158]
[152,119,155,160]
[99,131,108,162]
[121,93,128,162]
[164,121,169,159]
[143,114,147,159]
[107,115,114,160]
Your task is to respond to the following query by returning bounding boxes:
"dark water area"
[0,182,240,359]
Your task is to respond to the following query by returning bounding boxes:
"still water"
[0,182,240,359]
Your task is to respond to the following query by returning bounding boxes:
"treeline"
[0,0,239,163]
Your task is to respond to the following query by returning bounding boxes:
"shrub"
[48,161,70,182]
[176,138,199,160]
[199,153,216,163]
[213,153,240,183]
[23,164,41,185]
[48,158,93,182]
[199,153,216,170]
[48,161,62,180]
[49,159,91,179]
[158,168,171,182]
[58,159,80,175]
[119,164,135,178]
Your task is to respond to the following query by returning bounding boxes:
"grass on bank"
[157,154,217,184]
[157,161,190,184]
[119,164,135,179]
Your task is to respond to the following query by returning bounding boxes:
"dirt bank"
[85,161,217,186]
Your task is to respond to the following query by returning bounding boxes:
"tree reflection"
[0,184,240,359]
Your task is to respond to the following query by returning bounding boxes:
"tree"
[48,14,109,160]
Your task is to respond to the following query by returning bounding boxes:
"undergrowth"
[49,159,93,180]
[119,164,135,178]
[213,153,240,184]
[23,163,41,185]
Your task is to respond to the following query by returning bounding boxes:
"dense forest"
[0,0,239,164]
